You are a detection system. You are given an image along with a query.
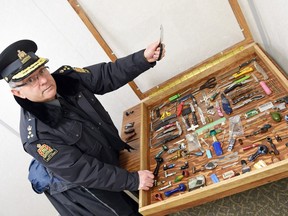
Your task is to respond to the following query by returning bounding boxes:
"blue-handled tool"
[221,93,232,115]
[164,183,186,197]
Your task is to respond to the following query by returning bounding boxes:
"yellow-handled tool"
[228,66,253,80]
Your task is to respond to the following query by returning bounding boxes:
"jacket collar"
[15,74,80,127]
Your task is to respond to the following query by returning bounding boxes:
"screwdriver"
[169,88,191,102]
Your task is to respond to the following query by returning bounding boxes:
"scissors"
[191,77,217,95]
[160,111,171,120]
[157,24,164,61]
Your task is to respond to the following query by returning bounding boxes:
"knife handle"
[259,81,272,95]
[157,43,163,61]
[224,83,242,94]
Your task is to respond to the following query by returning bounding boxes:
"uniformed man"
[0,39,165,216]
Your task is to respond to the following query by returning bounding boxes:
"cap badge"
[17,50,31,64]
[37,143,58,162]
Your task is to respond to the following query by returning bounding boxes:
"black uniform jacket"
[16,50,155,193]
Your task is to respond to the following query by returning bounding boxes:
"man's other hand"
[138,170,154,190]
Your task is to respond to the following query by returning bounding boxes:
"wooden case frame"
[138,43,288,215]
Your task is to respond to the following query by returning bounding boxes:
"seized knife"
[157,24,164,61]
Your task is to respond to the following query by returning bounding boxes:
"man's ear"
[11,89,26,99]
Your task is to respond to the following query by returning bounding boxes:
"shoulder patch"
[73,67,90,73]
[37,143,58,162]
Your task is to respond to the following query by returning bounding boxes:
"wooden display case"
[129,1,288,215]
[138,43,288,215]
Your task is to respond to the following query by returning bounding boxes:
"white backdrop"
[78,0,245,92]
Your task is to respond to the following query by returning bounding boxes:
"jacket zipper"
[81,186,119,216]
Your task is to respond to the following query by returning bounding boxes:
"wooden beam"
[229,0,254,43]
[67,0,144,99]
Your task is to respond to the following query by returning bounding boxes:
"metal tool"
[228,66,254,80]
[274,95,288,104]
[252,72,271,95]
[188,175,205,191]
[153,157,164,177]
[223,79,252,94]
[210,152,239,165]
[253,61,271,94]
[158,181,172,191]
[241,160,251,173]
[242,144,259,151]
[215,100,224,117]
[191,77,217,95]
[164,171,176,178]
[157,24,164,61]
[254,61,268,80]
[189,103,199,126]
[221,161,238,170]
[210,129,223,156]
[221,93,232,115]
[219,58,256,80]
[267,137,279,155]
[248,145,268,162]
[152,121,182,148]
[167,143,186,154]
[218,75,251,89]
[190,95,206,125]
[198,106,206,125]
[233,94,265,110]
[160,111,171,120]
[154,193,163,201]
[245,124,271,138]
[169,88,191,102]
[155,145,169,158]
[163,163,176,170]
[164,183,186,197]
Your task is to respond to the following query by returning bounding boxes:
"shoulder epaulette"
[55,65,90,74]
[26,116,38,144]
[55,65,73,74]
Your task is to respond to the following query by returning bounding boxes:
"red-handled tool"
[177,101,184,116]
[242,144,259,151]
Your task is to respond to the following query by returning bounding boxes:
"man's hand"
[138,170,154,190]
[144,41,166,63]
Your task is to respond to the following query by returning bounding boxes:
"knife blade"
[157,24,164,61]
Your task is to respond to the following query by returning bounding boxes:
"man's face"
[11,66,57,102]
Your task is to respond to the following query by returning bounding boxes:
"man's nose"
[38,74,48,85]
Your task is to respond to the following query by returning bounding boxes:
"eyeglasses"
[13,66,50,88]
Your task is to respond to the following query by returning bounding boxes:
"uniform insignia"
[37,143,58,162]
[27,125,34,139]
[17,50,31,64]
[59,65,72,73]
[73,67,90,73]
